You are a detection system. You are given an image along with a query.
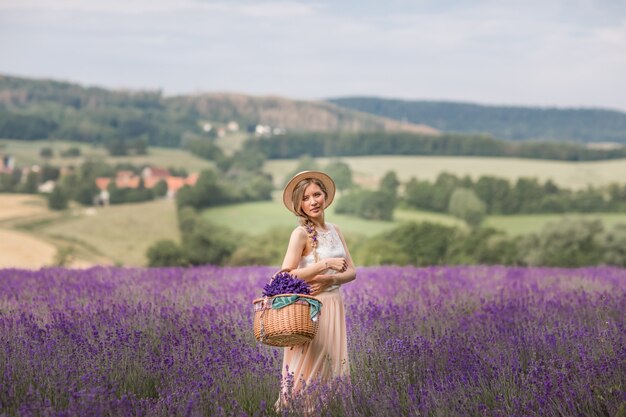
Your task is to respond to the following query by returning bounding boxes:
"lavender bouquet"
[262,271,311,297]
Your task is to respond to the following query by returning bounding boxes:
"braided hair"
[291,178,329,263]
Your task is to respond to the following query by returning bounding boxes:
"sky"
[1,0,626,111]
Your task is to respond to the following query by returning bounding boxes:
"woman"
[277,170,356,406]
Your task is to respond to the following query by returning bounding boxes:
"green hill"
[0,74,433,148]
[328,97,626,143]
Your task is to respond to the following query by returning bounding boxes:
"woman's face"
[301,182,326,220]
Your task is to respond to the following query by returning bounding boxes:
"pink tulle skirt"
[278,286,350,401]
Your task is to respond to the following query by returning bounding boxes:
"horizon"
[1,0,626,111]
[4,71,626,114]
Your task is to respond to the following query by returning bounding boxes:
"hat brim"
[282,171,336,215]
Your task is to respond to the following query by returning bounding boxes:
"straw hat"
[282,171,336,215]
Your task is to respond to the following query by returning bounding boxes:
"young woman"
[276,170,356,406]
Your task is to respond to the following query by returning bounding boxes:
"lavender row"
[0,266,624,416]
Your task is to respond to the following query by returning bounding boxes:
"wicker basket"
[253,294,322,347]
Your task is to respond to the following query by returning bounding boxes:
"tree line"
[0,76,201,154]
[329,97,626,143]
[252,132,626,161]
[405,172,626,216]
[147,217,626,268]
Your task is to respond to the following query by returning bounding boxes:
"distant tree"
[107,182,125,205]
[73,180,99,205]
[191,170,231,208]
[147,240,187,267]
[352,239,411,266]
[0,173,16,192]
[518,218,604,267]
[175,185,196,210]
[325,160,353,191]
[431,172,462,212]
[474,176,512,214]
[448,188,486,227]
[599,224,626,267]
[19,171,39,194]
[187,139,225,161]
[40,165,61,182]
[133,137,148,155]
[105,138,128,156]
[40,147,53,159]
[379,171,400,197]
[446,227,518,265]
[512,178,544,213]
[182,220,239,266]
[228,226,292,266]
[229,147,266,172]
[60,147,81,157]
[154,179,168,197]
[48,186,68,210]
[404,178,435,211]
[177,206,199,235]
[379,222,456,266]
[335,190,395,221]
[283,155,319,186]
[238,174,274,201]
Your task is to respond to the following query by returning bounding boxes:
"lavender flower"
[262,271,311,297]
[0,265,623,416]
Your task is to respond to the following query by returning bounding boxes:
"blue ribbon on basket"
[271,295,321,322]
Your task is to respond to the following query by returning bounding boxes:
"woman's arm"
[326,224,356,285]
[308,225,356,293]
[280,227,327,282]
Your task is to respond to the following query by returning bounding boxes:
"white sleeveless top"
[298,223,346,292]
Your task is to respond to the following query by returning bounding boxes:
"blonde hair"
[291,178,329,262]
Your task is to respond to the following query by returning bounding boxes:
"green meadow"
[201,198,626,238]
[201,199,406,236]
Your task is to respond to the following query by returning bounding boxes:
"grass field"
[0,139,215,172]
[214,131,254,156]
[0,228,57,268]
[0,194,49,222]
[202,200,404,236]
[263,155,626,190]
[0,194,180,267]
[203,196,626,237]
[36,199,180,266]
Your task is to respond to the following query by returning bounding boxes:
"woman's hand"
[321,257,347,273]
[309,274,336,295]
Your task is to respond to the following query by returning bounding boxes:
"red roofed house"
[94,166,198,204]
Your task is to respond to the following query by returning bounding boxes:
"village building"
[0,154,15,173]
[94,166,198,205]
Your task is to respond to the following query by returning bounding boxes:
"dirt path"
[0,228,57,269]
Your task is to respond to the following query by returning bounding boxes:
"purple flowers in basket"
[262,271,311,297]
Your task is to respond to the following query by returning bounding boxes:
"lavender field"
[0,266,624,416]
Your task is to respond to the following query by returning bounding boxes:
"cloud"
[0,0,317,17]
[237,2,317,17]
[1,0,625,109]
